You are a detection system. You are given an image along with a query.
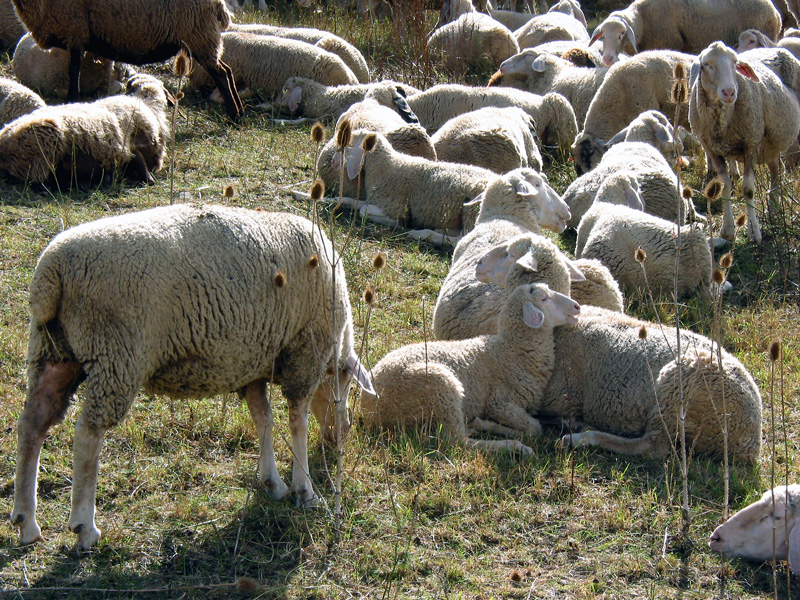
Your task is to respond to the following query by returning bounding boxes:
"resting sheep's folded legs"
[67,414,105,550]
[465,437,534,455]
[244,380,290,500]
[556,429,658,456]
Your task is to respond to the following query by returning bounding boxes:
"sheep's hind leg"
[767,159,782,221]
[244,380,290,500]
[202,59,244,122]
[556,430,658,456]
[288,397,317,507]
[12,361,83,545]
[67,413,107,550]
[741,153,762,243]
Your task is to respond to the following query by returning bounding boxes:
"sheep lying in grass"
[11,204,374,549]
[486,255,763,462]
[428,9,520,72]
[190,31,358,102]
[710,485,800,573]
[589,0,780,66]
[689,42,800,243]
[9,0,243,122]
[433,168,573,341]
[514,9,589,50]
[361,282,581,455]
[0,0,24,50]
[0,77,45,129]
[431,106,542,173]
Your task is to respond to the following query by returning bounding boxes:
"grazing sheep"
[360,282,581,455]
[227,23,369,83]
[514,10,589,50]
[431,106,543,173]
[709,485,800,573]
[572,50,694,175]
[0,0,25,50]
[428,10,520,72]
[11,204,374,549]
[433,168,573,341]
[189,31,358,102]
[9,0,244,122]
[406,84,578,154]
[13,33,126,100]
[589,0,780,67]
[339,129,494,233]
[491,49,608,123]
[563,141,694,228]
[276,77,421,121]
[689,42,800,242]
[0,77,45,129]
[605,109,685,166]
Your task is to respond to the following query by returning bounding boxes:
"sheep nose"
[709,531,721,543]
[602,56,614,67]
[720,88,736,103]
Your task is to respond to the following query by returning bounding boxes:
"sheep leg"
[200,59,244,123]
[129,149,155,185]
[767,159,782,219]
[741,152,762,243]
[556,429,658,456]
[464,437,534,455]
[67,48,82,102]
[485,401,543,437]
[288,397,318,507]
[468,417,525,438]
[707,153,736,242]
[12,361,83,545]
[243,380,289,500]
[67,413,106,550]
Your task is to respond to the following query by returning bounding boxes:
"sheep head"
[693,42,760,107]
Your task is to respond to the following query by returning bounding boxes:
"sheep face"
[736,30,764,53]
[571,132,607,176]
[590,15,635,67]
[710,485,800,572]
[694,42,760,107]
[512,283,581,329]
[512,169,571,233]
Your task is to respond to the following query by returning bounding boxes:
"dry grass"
[1,4,800,599]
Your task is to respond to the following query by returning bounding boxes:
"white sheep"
[276,77,420,121]
[431,106,543,173]
[227,22,369,83]
[491,49,608,123]
[485,255,763,461]
[432,168,574,341]
[736,28,800,61]
[689,42,800,243]
[0,0,25,50]
[589,0,780,67]
[0,76,45,129]
[360,282,581,455]
[12,33,130,100]
[569,257,625,312]
[10,204,374,549]
[605,109,685,166]
[189,31,358,102]
[406,84,578,154]
[427,10,520,72]
[572,50,694,175]
[513,9,589,50]
[9,0,244,122]
[709,485,800,573]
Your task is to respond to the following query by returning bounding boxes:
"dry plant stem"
[770,350,778,599]
[169,73,184,206]
[782,349,791,597]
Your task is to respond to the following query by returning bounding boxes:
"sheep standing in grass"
[9,0,244,122]
[589,0,780,66]
[710,485,800,573]
[514,9,589,50]
[190,32,358,103]
[11,204,373,549]
[406,85,577,154]
[431,106,542,173]
[433,169,573,341]
[689,42,800,242]
[0,77,45,128]
[361,283,580,454]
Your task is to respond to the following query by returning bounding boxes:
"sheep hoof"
[511,441,534,456]
[263,478,290,500]
[72,524,101,550]
[709,236,728,250]
[295,491,319,508]
[15,517,43,546]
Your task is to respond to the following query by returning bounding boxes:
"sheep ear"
[531,55,547,73]
[288,85,303,112]
[345,353,375,395]
[566,259,586,281]
[475,246,513,285]
[652,122,672,143]
[590,25,603,45]
[346,146,365,180]
[515,179,538,198]
[522,302,545,328]
[689,61,700,88]
[393,90,419,124]
[622,179,645,211]
[606,128,628,146]
[736,61,760,82]
[464,190,485,206]
[625,26,637,53]
[516,250,538,272]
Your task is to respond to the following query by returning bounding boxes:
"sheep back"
[0,76,45,128]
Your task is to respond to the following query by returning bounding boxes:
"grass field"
[2,3,800,599]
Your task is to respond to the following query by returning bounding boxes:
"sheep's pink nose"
[720,88,736,103]
[709,532,721,543]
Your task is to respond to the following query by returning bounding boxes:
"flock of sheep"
[2,0,799,578]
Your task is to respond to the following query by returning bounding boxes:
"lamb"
[189,31,358,102]
[360,282,581,455]
[563,140,695,228]
[0,77,45,129]
[276,77,421,121]
[689,42,800,242]
[9,0,244,122]
[227,22,369,83]
[431,106,543,173]
[572,50,694,175]
[709,484,800,573]
[406,85,578,154]
[485,255,763,462]
[427,9,520,72]
[736,27,800,61]
[605,109,685,165]
[432,168,574,341]
[10,204,374,549]
[514,9,589,50]
[13,32,127,100]
[338,129,495,233]
[589,0,780,67]
[0,0,25,50]
[491,49,608,124]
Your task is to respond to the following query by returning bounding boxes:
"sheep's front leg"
[766,158,782,221]
[288,397,317,507]
[485,400,543,437]
[244,380,289,500]
[67,413,107,549]
[67,48,82,102]
[741,150,762,243]
[707,153,736,241]
[556,430,658,456]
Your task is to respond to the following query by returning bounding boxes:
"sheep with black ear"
[11,204,374,549]
[361,283,581,455]
[9,0,244,122]
[0,77,45,128]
